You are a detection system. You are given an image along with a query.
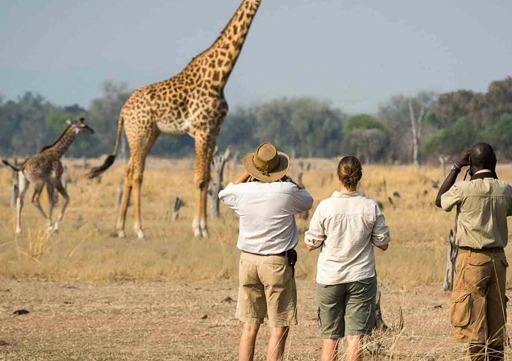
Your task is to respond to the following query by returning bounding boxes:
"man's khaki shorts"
[451,248,508,346]
[236,251,297,327]
[316,276,377,339]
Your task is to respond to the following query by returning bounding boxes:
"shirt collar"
[470,169,497,181]
[332,190,361,198]
[474,169,492,175]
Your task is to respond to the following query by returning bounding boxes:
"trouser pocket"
[450,291,471,327]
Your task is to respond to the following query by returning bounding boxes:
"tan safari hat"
[243,142,290,182]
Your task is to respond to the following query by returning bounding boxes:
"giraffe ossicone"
[88,0,262,238]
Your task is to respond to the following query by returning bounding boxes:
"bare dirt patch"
[3,279,508,360]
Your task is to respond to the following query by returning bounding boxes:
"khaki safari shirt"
[441,172,512,249]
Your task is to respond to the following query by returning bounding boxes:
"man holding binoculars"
[436,142,512,361]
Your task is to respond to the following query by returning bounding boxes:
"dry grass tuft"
[25,228,52,260]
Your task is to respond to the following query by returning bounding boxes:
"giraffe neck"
[41,126,77,158]
[186,0,261,88]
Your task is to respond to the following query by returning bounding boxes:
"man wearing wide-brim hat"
[219,142,313,361]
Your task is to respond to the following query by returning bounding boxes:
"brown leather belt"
[242,250,286,257]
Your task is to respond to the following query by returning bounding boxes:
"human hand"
[456,149,472,168]
[376,244,388,251]
[282,176,304,189]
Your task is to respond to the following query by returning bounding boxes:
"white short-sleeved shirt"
[219,181,313,255]
[304,191,390,285]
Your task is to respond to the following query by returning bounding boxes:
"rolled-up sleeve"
[440,183,463,212]
[371,205,390,247]
[304,203,326,248]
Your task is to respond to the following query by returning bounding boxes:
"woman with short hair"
[305,156,390,361]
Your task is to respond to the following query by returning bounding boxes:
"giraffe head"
[67,118,95,135]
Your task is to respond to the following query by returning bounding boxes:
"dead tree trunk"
[116,181,123,208]
[438,155,450,179]
[443,229,458,291]
[172,195,184,221]
[373,284,389,332]
[10,181,18,208]
[409,100,425,166]
[296,161,311,220]
[210,148,231,219]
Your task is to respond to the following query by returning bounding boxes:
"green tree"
[218,106,259,153]
[342,114,388,163]
[87,81,131,157]
[8,92,57,156]
[422,117,477,156]
[481,113,512,159]
[251,97,345,157]
[378,91,437,164]
[486,77,512,120]
[344,114,385,133]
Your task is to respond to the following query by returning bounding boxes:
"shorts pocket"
[467,254,491,266]
[450,291,471,327]
[357,276,376,286]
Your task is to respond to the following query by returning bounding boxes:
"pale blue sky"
[1,0,511,113]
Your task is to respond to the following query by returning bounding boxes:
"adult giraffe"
[88,0,262,238]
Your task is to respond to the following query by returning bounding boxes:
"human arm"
[232,171,252,184]
[218,172,251,210]
[283,180,313,214]
[435,149,471,208]
[371,206,390,251]
[304,204,325,251]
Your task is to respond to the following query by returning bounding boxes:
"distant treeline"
[1,77,511,163]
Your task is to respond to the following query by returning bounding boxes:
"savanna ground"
[1,157,512,360]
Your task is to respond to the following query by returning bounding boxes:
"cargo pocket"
[463,256,491,288]
[450,291,471,327]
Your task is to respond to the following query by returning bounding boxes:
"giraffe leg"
[15,174,29,235]
[192,137,215,238]
[31,181,50,222]
[131,153,148,239]
[51,180,69,232]
[116,159,134,238]
[123,122,158,239]
[46,182,55,229]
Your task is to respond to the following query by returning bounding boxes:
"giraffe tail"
[87,115,124,179]
[2,160,21,172]
[87,155,116,179]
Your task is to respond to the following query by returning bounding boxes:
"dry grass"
[1,158,512,360]
[2,158,512,286]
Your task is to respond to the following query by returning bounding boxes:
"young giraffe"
[2,118,94,234]
[88,0,262,238]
